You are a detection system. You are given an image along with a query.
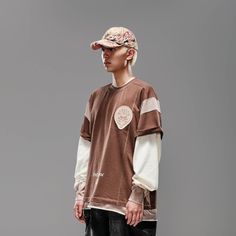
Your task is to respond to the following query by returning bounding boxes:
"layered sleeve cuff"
[75,181,86,202]
[128,184,144,205]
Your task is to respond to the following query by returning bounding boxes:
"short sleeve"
[80,93,93,142]
[136,86,164,139]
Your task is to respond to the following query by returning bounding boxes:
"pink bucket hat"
[90,26,138,51]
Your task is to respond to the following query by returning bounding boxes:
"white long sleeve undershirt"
[73,136,91,201]
[73,132,162,204]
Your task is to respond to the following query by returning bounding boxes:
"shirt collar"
[112,76,135,87]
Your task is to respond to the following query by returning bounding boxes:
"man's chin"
[104,68,114,72]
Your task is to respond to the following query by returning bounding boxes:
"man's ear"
[126,48,135,60]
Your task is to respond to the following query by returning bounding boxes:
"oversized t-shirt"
[76,76,164,220]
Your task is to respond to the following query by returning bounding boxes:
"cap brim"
[90,39,122,50]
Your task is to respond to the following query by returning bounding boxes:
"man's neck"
[112,69,134,87]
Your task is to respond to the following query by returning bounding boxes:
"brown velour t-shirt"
[80,77,163,220]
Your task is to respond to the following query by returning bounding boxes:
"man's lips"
[104,61,111,64]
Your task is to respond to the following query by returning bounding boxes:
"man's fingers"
[129,209,140,226]
[78,205,83,217]
[74,207,80,220]
[125,201,144,226]
[126,210,140,226]
[133,211,142,226]
[139,210,144,223]
[78,215,86,224]
[73,201,85,222]
[126,211,133,225]
[130,211,138,226]
[125,203,128,219]
[79,219,85,224]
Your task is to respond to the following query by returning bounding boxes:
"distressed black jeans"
[83,208,157,236]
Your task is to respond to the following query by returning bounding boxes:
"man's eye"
[101,47,115,52]
[109,48,117,52]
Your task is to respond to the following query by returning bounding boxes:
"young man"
[73,26,164,236]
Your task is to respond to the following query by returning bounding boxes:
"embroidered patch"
[114,105,133,129]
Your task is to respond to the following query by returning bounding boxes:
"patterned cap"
[90,26,138,51]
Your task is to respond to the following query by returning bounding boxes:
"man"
[73,26,164,236]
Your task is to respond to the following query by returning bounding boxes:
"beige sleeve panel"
[131,132,162,192]
[136,86,163,139]
[80,93,93,142]
[80,101,91,141]
[73,136,91,201]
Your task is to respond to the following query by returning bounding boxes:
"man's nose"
[103,52,109,59]
[103,48,111,56]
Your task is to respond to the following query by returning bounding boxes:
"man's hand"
[73,200,85,224]
[125,200,144,227]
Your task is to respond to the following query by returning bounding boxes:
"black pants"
[83,208,157,236]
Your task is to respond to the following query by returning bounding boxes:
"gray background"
[0,0,235,235]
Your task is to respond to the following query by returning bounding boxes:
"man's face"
[100,45,131,72]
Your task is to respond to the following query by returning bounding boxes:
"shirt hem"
[83,201,158,221]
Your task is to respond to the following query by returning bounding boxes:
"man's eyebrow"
[101,46,116,51]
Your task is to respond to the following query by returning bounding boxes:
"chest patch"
[114,105,133,129]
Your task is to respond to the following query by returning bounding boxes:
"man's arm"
[125,132,162,226]
[73,136,91,223]
[128,132,162,205]
[73,94,93,223]
[74,136,91,202]
[74,94,92,202]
